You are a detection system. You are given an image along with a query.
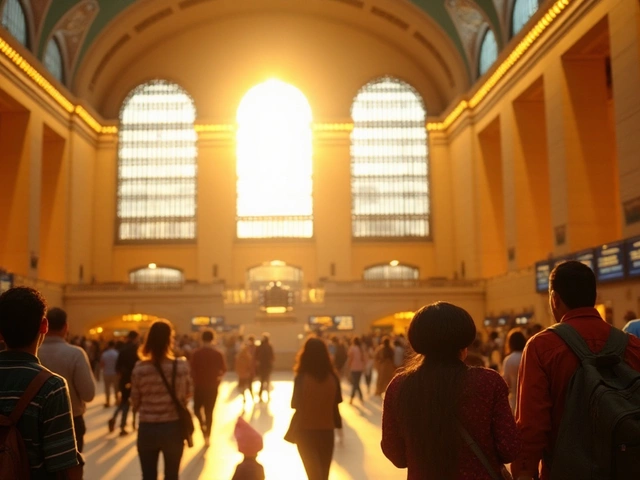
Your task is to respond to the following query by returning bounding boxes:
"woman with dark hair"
[374,336,395,395]
[131,320,193,480]
[502,328,527,411]
[381,302,520,479]
[291,337,342,480]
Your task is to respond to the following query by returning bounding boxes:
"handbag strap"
[457,421,501,480]
[153,359,183,414]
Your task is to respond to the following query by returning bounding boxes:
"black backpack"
[548,323,640,479]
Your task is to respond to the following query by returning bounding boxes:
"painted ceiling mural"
[2,0,508,83]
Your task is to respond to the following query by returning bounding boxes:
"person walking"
[501,328,526,412]
[381,302,520,479]
[131,319,193,480]
[109,330,140,436]
[346,337,365,404]
[100,340,119,407]
[38,307,96,452]
[511,261,640,480]
[0,287,83,478]
[290,337,342,480]
[190,329,226,447]
[236,340,255,405]
[374,337,396,396]
[255,333,275,402]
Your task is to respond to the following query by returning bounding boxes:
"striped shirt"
[131,357,192,423]
[0,351,79,479]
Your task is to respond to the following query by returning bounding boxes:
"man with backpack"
[512,261,640,480]
[0,287,82,478]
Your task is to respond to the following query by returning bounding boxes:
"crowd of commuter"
[2,260,640,479]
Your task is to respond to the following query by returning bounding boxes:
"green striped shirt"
[0,351,79,478]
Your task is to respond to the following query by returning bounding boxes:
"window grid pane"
[479,29,498,76]
[129,267,184,284]
[351,77,430,238]
[512,0,539,36]
[1,0,27,46]
[364,264,419,280]
[236,79,313,239]
[117,80,197,241]
[43,38,63,83]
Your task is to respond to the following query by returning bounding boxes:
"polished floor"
[82,372,405,479]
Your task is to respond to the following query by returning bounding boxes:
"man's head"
[0,287,48,349]
[127,330,139,343]
[46,307,68,336]
[201,329,214,344]
[624,311,638,322]
[549,261,597,322]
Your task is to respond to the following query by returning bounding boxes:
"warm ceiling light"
[390,260,400,266]
[148,263,157,269]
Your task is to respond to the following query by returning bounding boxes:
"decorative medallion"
[51,0,99,74]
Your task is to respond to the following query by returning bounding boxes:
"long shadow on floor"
[332,415,368,480]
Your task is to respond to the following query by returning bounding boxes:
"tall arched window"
[1,0,28,46]
[478,29,498,76]
[351,77,429,238]
[236,79,313,239]
[117,80,197,241]
[43,37,64,83]
[512,0,539,36]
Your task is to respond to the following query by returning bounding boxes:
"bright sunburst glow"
[236,79,313,238]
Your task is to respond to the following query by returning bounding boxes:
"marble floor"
[82,372,406,480]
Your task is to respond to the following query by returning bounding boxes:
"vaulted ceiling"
[25,0,504,78]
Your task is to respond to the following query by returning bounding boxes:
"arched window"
[129,266,184,284]
[247,261,303,287]
[478,29,498,76]
[363,263,419,281]
[43,37,64,83]
[117,80,197,241]
[351,77,429,238]
[236,79,313,239]
[1,0,28,46]
[512,0,539,36]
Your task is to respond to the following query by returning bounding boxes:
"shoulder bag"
[154,359,195,448]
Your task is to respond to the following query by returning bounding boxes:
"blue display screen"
[626,236,640,278]
[0,273,13,294]
[535,261,551,293]
[574,249,596,271]
[596,242,625,282]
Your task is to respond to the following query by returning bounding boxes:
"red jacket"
[382,367,520,479]
[511,307,640,479]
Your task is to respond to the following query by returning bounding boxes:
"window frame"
[350,76,431,241]
[115,79,198,244]
[510,0,540,37]
[477,27,498,77]
[1,0,30,48]
[43,35,65,84]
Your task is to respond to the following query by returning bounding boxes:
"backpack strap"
[599,327,629,358]
[456,420,501,480]
[9,370,52,424]
[548,323,593,361]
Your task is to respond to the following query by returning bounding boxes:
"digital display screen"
[535,261,551,293]
[574,249,596,271]
[334,316,354,331]
[626,236,640,278]
[190,316,225,331]
[596,242,625,282]
[309,315,354,331]
[0,273,13,295]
